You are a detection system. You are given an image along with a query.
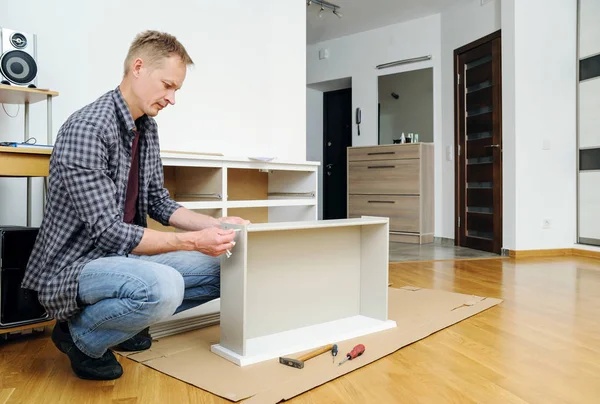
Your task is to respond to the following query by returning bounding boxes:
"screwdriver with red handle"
[338,344,365,366]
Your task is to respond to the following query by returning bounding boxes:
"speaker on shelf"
[0,27,38,88]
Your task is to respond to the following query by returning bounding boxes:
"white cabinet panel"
[579,171,600,241]
[579,0,600,58]
[579,79,600,149]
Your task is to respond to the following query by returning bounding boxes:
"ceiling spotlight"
[307,0,342,19]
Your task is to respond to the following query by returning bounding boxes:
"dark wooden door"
[454,31,502,254]
[323,88,352,220]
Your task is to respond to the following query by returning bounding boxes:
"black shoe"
[116,327,152,352]
[51,322,123,380]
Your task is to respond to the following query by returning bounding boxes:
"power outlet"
[542,219,551,229]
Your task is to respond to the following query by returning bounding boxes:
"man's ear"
[131,58,144,78]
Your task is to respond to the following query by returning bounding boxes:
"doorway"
[454,30,503,254]
[323,88,352,219]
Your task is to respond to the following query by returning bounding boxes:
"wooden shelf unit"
[0,86,58,336]
[0,84,58,226]
[347,143,434,244]
[151,151,320,228]
[0,84,58,104]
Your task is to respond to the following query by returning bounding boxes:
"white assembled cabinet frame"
[211,217,397,366]
[148,152,321,338]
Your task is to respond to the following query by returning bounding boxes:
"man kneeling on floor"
[21,30,248,380]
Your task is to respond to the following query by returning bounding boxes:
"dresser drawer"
[348,195,420,232]
[348,159,420,195]
[348,144,420,162]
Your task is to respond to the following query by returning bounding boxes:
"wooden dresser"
[347,143,434,244]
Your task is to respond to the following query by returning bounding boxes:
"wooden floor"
[1,256,600,403]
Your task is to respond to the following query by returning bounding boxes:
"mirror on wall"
[377,67,433,145]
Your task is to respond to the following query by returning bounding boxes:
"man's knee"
[143,265,185,323]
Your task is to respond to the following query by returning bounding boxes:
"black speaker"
[0,27,38,88]
[0,226,49,328]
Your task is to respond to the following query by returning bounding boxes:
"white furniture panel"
[578,79,600,149]
[148,298,221,339]
[211,217,396,366]
[268,205,317,222]
[579,172,600,241]
[245,227,361,338]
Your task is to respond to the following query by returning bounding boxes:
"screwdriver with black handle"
[338,344,365,366]
[331,344,338,363]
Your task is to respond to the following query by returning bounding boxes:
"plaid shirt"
[22,87,182,321]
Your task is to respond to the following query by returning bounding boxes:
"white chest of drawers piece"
[347,143,434,244]
[211,217,397,366]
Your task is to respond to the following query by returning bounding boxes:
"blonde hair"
[124,30,194,75]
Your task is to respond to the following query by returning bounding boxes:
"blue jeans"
[67,251,220,358]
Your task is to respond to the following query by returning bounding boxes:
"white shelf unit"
[147,152,320,339]
[151,152,320,228]
[211,217,396,366]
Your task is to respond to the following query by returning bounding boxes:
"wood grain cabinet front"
[347,143,434,244]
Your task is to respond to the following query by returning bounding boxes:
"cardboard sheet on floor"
[115,287,502,403]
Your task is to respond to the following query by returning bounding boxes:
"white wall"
[440,0,501,240]
[307,14,443,236]
[509,0,577,250]
[0,0,306,226]
[378,68,434,144]
[306,88,324,219]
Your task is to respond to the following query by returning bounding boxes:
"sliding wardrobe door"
[578,0,600,245]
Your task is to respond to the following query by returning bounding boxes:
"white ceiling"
[306,0,466,44]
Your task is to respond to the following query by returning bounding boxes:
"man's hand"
[218,216,251,226]
[181,227,237,257]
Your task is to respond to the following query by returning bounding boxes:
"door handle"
[484,144,500,148]
[326,164,334,169]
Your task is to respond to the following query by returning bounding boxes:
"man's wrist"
[172,232,195,251]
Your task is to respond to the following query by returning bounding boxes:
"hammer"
[279,344,335,369]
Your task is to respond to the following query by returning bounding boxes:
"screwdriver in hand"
[338,344,365,366]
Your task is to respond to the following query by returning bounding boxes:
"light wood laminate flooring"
[1,256,599,403]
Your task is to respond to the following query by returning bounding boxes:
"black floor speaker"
[0,226,49,328]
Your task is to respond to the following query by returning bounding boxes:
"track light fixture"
[307,0,342,19]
